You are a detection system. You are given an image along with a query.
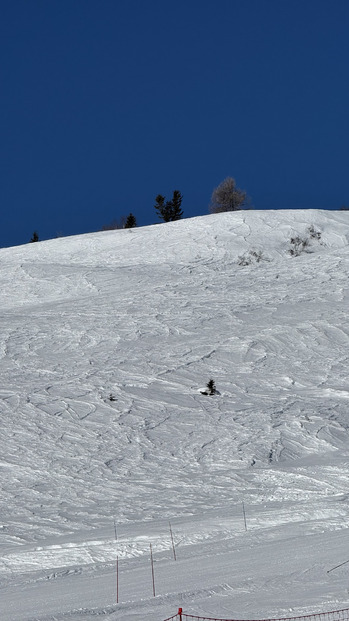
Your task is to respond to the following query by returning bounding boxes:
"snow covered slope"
[1,210,349,620]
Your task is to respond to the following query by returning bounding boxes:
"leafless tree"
[209,177,247,213]
[101,216,126,230]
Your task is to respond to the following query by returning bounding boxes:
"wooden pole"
[150,543,156,597]
[116,555,119,603]
[327,558,349,573]
[242,500,247,531]
[169,521,177,561]
[114,520,119,603]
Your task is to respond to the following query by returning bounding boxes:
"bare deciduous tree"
[101,216,126,231]
[209,177,247,213]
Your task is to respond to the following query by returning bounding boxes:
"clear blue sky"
[1,0,348,247]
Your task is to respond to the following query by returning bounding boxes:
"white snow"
[0,210,349,620]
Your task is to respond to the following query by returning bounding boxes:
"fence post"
[178,607,183,621]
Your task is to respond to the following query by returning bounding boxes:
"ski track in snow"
[0,210,349,620]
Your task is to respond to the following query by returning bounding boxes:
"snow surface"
[1,210,349,620]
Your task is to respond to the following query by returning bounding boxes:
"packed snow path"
[0,210,349,620]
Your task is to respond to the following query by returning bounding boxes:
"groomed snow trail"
[0,210,349,620]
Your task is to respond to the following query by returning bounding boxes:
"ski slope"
[0,209,349,620]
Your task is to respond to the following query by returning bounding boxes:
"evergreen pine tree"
[169,190,183,221]
[155,191,183,222]
[30,231,39,243]
[206,379,216,395]
[155,194,171,222]
[125,213,137,228]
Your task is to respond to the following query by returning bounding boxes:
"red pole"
[150,543,156,597]
[178,607,183,621]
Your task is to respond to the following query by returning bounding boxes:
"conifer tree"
[154,191,183,222]
[125,213,137,228]
[169,190,183,221]
[154,194,169,222]
[206,379,217,395]
[30,231,39,243]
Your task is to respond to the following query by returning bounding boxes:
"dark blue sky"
[1,0,348,248]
